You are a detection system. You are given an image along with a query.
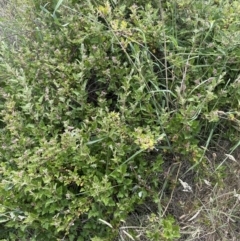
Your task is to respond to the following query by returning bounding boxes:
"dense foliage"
[0,0,239,240]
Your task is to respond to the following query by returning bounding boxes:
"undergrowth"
[0,0,239,240]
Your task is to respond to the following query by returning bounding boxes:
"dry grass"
[118,141,240,240]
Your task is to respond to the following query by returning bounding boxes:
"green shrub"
[0,0,239,240]
[0,1,165,240]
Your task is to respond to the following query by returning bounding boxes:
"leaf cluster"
[0,0,239,240]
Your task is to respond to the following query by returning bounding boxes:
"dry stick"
[161,162,181,217]
[159,0,169,110]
